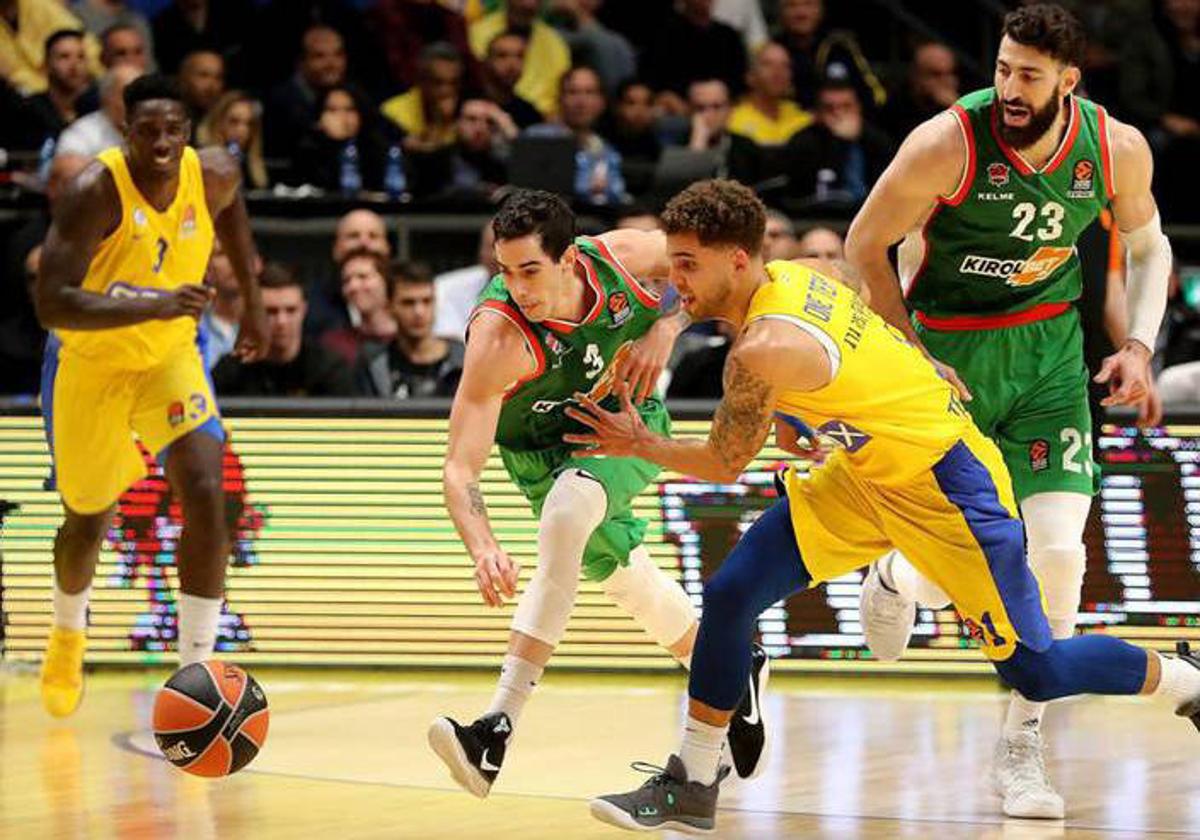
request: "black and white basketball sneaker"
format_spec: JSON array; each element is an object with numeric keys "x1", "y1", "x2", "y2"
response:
[
  {"x1": 1174, "y1": 641, "x2": 1200, "y2": 731},
  {"x1": 427, "y1": 711, "x2": 512, "y2": 798},
  {"x1": 726, "y1": 643, "x2": 769, "y2": 779}
]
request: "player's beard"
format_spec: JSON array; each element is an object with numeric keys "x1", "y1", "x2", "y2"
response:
[{"x1": 998, "y1": 92, "x2": 1062, "y2": 150}]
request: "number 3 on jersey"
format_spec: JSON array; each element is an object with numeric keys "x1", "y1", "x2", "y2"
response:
[
  {"x1": 1010, "y1": 202, "x2": 1064, "y2": 243},
  {"x1": 583, "y1": 343, "x2": 604, "y2": 379},
  {"x1": 152, "y1": 236, "x2": 168, "y2": 273}
]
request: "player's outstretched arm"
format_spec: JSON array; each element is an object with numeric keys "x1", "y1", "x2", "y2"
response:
[
  {"x1": 443, "y1": 311, "x2": 536, "y2": 607},
  {"x1": 565, "y1": 321, "x2": 831, "y2": 482},
  {"x1": 201, "y1": 146, "x2": 268, "y2": 362},
  {"x1": 1095, "y1": 118, "x2": 1172, "y2": 414},
  {"x1": 844, "y1": 112, "x2": 973, "y2": 399},
  {"x1": 35, "y1": 162, "x2": 209, "y2": 330}
]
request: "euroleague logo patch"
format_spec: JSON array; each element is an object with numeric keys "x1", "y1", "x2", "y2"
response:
[
  {"x1": 1029, "y1": 438, "x2": 1050, "y2": 472},
  {"x1": 987, "y1": 162, "x2": 1009, "y2": 187},
  {"x1": 1068, "y1": 159, "x2": 1095, "y2": 198},
  {"x1": 607, "y1": 291, "x2": 631, "y2": 328},
  {"x1": 167, "y1": 401, "x2": 185, "y2": 427}
]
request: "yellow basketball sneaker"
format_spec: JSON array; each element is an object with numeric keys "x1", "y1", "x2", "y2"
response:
[{"x1": 41, "y1": 627, "x2": 87, "y2": 718}]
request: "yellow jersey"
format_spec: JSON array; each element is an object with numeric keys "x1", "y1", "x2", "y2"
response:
[
  {"x1": 57, "y1": 146, "x2": 214, "y2": 371},
  {"x1": 749, "y1": 260, "x2": 972, "y2": 485}
]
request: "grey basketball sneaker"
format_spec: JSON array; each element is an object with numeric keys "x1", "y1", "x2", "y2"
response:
[{"x1": 589, "y1": 755, "x2": 730, "y2": 834}]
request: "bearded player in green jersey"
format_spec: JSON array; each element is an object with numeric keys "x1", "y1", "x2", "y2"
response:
[
  {"x1": 845, "y1": 5, "x2": 1172, "y2": 819},
  {"x1": 427, "y1": 191, "x2": 770, "y2": 798}
]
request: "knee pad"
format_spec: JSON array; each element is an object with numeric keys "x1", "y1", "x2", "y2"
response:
[
  {"x1": 511, "y1": 470, "x2": 608, "y2": 647},
  {"x1": 1021, "y1": 492, "x2": 1091, "y2": 638},
  {"x1": 601, "y1": 545, "x2": 696, "y2": 649}
]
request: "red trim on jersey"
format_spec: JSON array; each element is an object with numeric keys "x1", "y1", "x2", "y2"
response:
[
  {"x1": 990, "y1": 102, "x2": 1035, "y2": 176},
  {"x1": 582, "y1": 236, "x2": 661, "y2": 307},
  {"x1": 1096, "y1": 105, "x2": 1116, "y2": 200},
  {"x1": 903, "y1": 202, "x2": 945, "y2": 301},
  {"x1": 1043, "y1": 97, "x2": 1081, "y2": 174},
  {"x1": 914, "y1": 301, "x2": 1070, "y2": 331},
  {"x1": 945, "y1": 105, "x2": 976, "y2": 206},
  {"x1": 543, "y1": 253, "x2": 605, "y2": 333},
  {"x1": 469, "y1": 300, "x2": 546, "y2": 398}
]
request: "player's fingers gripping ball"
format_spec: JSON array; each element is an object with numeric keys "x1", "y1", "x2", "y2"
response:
[{"x1": 154, "y1": 661, "x2": 269, "y2": 777}]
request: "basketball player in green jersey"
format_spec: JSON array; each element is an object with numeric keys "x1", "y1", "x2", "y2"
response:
[
  {"x1": 845, "y1": 5, "x2": 1172, "y2": 818},
  {"x1": 427, "y1": 191, "x2": 769, "y2": 798}
]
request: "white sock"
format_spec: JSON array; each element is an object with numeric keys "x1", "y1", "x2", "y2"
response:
[
  {"x1": 53, "y1": 582, "x2": 90, "y2": 631},
  {"x1": 679, "y1": 716, "x2": 727, "y2": 785},
  {"x1": 177, "y1": 593, "x2": 223, "y2": 668},
  {"x1": 1003, "y1": 690, "x2": 1046, "y2": 737},
  {"x1": 486, "y1": 654, "x2": 543, "y2": 727},
  {"x1": 1153, "y1": 652, "x2": 1200, "y2": 709}
]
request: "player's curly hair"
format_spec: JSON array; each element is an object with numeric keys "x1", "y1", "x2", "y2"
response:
[
  {"x1": 660, "y1": 179, "x2": 766, "y2": 256},
  {"x1": 1003, "y1": 4, "x2": 1085, "y2": 68},
  {"x1": 492, "y1": 190, "x2": 576, "y2": 260}
]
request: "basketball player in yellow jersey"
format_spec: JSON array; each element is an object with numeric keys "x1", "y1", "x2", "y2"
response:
[
  {"x1": 571, "y1": 181, "x2": 1200, "y2": 834},
  {"x1": 33, "y1": 75, "x2": 267, "y2": 718}
]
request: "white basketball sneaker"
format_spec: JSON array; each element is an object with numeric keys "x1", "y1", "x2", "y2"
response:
[
  {"x1": 993, "y1": 730, "x2": 1065, "y2": 819},
  {"x1": 859, "y1": 558, "x2": 915, "y2": 662}
]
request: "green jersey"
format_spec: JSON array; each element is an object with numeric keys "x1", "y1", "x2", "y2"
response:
[
  {"x1": 901, "y1": 88, "x2": 1114, "y2": 319},
  {"x1": 472, "y1": 236, "x2": 663, "y2": 451}
]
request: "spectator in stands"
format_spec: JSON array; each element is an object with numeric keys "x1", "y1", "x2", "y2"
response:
[
  {"x1": 434, "y1": 219, "x2": 496, "y2": 341},
  {"x1": 713, "y1": 0, "x2": 768, "y2": 52},
  {"x1": 291, "y1": 86, "x2": 392, "y2": 194},
  {"x1": 99, "y1": 22, "x2": 150, "y2": 71},
  {"x1": 383, "y1": 42, "x2": 463, "y2": 153},
  {"x1": 469, "y1": 0, "x2": 571, "y2": 118},
  {"x1": 526, "y1": 65, "x2": 627, "y2": 206},
  {"x1": 334, "y1": 208, "x2": 391, "y2": 263},
  {"x1": 601, "y1": 79, "x2": 662, "y2": 166},
  {"x1": 409, "y1": 98, "x2": 515, "y2": 200},
  {"x1": 265, "y1": 25, "x2": 348, "y2": 162},
  {"x1": 880, "y1": 41, "x2": 959, "y2": 141},
  {"x1": 197, "y1": 90, "x2": 268, "y2": 190},
  {"x1": 549, "y1": 0, "x2": 636, "y2": 96},
  {"x1": 0, "y1": 0, "x2": 102, "y2": 95},
  {"x1": 19, "y1": 29, "x2": 96, "y2": 152},
  {"x1": 796, "y1": 225, "x2": 844, "y2": 260},
  {"x1": 76, "y1": 1, "x2": 154, "y2": 69},
  {"x1": 783, "y1": 79, "x2": 893, "y2": 206},
  {"x1": 199, "y1": 241, "x2": 243, "y2": 371},
  {"x1": 775, "y1": 0, "x2": 886, "y2": 111},
  {"x1": 1152, "y1": 0, "x2": 1200, "y2": 222},
  {"x1": 253, "y1": 0, "x2": 387, "y2": 97},
  {"x1": 323, "y1": 249, "x2": 399, "y2": 366},
  {"x1": 730, "y1": 41, "x2": 811, "y2": 146},
  {"x1": 370, "y1": 0, "x2": 478, "y2": 93},
  {"x1": 213, "y1": 263, "x2": 356, "y2": 397},
  {"x1": 480, "y1": 30, "x2": 543, "y2": 129},
  {"x1": 305, "y1": 208, "x2": 393, "y2": 337},
  {"x1": 151, "y1": 0, "x2": 253, "y2": 77},
  {"x1": 357, "y1": 261, "x2": 465, "y2": 398},
  {"x1": 762, "y1": 210, "x2": 798, "y2": 260},
  {"x1": 593, "y1": 0, "x2": 672, "y2": 55},
  {"x1": 177, "y1": 48, "x2": 224, "y2": 127},
  {"x1": 0, "y1": 152, "x2": 88, "y2": 395},
  {"x1": 641, "y1": 0, "x2": 747, "y2": 114},
  {"x1": 686, "y1": 78, "x2": 764, "y2": 185},
  {"x1": 54, "y1": 62, "x2": 140, "y2": 158}
]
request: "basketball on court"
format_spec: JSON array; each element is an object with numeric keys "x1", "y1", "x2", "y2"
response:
[{"x1": 152, "y1": 662, "x2": 270, "y2": 778}]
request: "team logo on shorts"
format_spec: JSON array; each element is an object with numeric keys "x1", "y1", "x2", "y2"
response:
[
  {"x1": 987, "y1": 162, "x2": 1009, "y2": 187},
  {"x1": 180, "y1": 205, "x2": 197, "y2": 238},
  {"x1": 1069, "y1": 159, "x2": 1095, "y2": 198},
  {"x1": 1029, "y1": 439, "x2": 1050, "y2": 472},
  {"x1": 607, "y1": 291, "x2": 631, "y2": 328},
  {"x1": 167, "y1": 401, "x2": 185, "y2": 427}
]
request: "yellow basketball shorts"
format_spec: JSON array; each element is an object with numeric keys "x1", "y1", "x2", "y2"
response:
[
  {"x1": 784, "y1": 426, "x2": 1052, "y2": 661},
  {"x1": 42, "y1": 340, "x2": 223, "y2": 514}
]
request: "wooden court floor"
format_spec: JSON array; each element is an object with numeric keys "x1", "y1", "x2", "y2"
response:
[{"x1": 2, "y1": 665, "x2": 1198, "y2": 839}]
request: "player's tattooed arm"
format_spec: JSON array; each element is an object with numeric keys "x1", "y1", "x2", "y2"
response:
[
  {"x1": 708, "y1": 352, "x2": 775, "y2": 475},
  {"x1": 34, "y1": 162, "x2": 194, "y2": 330},
  {"x1": 466, "y1": 482, "x2": 487, "y2": 517}
]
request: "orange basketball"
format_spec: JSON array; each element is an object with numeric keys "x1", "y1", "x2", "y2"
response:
[{"x1": 153, "y1": 661, "x2": 269, "y2": 777}]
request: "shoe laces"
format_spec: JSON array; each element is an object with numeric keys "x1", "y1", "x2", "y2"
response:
[
  {"x1": 867, "y1": 581, "x2": 911, "y2": 623},
  {"x1": 630, "y1": 761, "x2": 674, "y2": 789},
  {"x1": 1005, "y1": 734, "x2": 1052, "y2": 790}
]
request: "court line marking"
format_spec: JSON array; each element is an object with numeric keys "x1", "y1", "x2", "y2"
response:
[{"x1": 109, "y1": 730, "x2": 1195, "y2": 835}]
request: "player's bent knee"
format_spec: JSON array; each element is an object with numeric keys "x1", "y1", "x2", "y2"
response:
[
  {"x1": 601, "y1": 547, "x2": 695, "y2": 648},
  {"x1": 992, "y1": 644, "x2": 1067, "y2": 703},
  {"x1": 702, "y1": 569, "x2": 760, "y2": 629}
]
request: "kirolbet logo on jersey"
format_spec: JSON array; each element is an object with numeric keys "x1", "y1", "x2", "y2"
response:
[
  {"x1": 959, "y1": 246, "x2": 1074, "y2": 287},
  {"x1": 1068, "y1": 159, "x2": 1095, "y2": 199},
  {"x1": 987, "y1": 162, "x2": 1009, "y2": 187},
  {"x1": 607, "y1": 291, "x2": 631, "y2": 328}
]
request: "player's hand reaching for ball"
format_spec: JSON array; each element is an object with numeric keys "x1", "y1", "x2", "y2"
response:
[
  {"x1": 1096, "y1": 339, "x2": 1153, "y2": 411},
  {"x1": 473, "y1": 547, "x2": 520, "y2": 607},
  {"x1": 564, "y1": 383, "x2": 652, "y2": 457},
  {"x1": 157, "y1": 284, "x2": 214, "y2": 320}
]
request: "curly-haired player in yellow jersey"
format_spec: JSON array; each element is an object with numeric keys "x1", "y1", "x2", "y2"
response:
[{"x1": 34, "y1": 74, "x2": 267, "y2": 718}]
